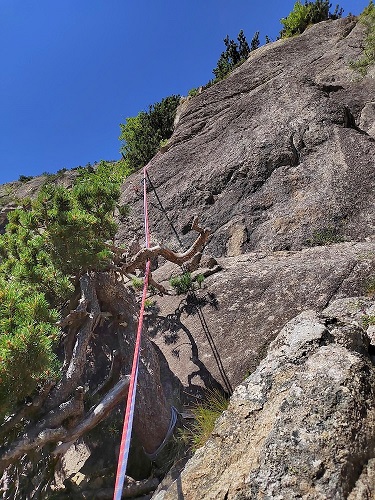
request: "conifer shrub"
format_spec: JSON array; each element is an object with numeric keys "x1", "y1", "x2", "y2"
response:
[
  {"x1": 0, "y1": 161, "x2": 127, "y2": 419},
  {"x1": 18, "y1": 175, "x2": 34, "y2": 183},
  {"x1": 119, "y1": 95, "x2": 181, "y2": 171},
  {"x1": 280, "y1": 0, "x2": 343, "y2": 38}
]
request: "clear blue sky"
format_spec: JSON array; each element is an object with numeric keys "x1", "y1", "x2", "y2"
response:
[{"x1": 0, "y1": 0, "x2": 368, "y2": 184}]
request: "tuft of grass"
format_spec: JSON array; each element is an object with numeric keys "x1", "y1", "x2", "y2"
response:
[
  {"x1": 307, "y1": 226, "x2": 343, "y2": 246},
  {"x1": 144, "y1": 298, "x2": 155, "y2": 309},
  {"x1": 366, "y1": 276, "x2": 375, "y2": 296},
  {"x1": 179, "y1": 389, "x2": 229, "y2": 451},
  {"x1": 362, "y1": 314, "x2": 375, "y2": 328}
]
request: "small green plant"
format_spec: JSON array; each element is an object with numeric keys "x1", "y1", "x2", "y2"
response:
[
  {"x1": 362, "y1": 314, "x2": 375, "y2": 328},
  {"x1": 307, "y1": 226, "x2": 343, "y2": 246},
  {"x1": 188, "y1": 87, "x2": 200, "y2": 97},
  {"x1": 179, "y1": 390, "x2": 229, "y2": 451},
  {"x1": 366, "y1": 276, "x2": 375, "y2": 296},
  {"x1": 170, "y1": 272, "x2": 193, "y2": 294},
  {"x1": 159, "y1": 138, "x2": 169, "y2": 149},
  {"x1": 144, "y1": 298, "x2": 155, "y2": 309},
  {"x1": 169, "y1": 272, "x2": 205, "y2": 294},
  {"x1": 131, "y1": 276, "x2": 144, "y2": 291},
  {"x1": 196, "y1": 273, "x2": 205, "y2": 288},
  {"x1": 351, "y1": 1, "x2": 375, "y2": 75}
]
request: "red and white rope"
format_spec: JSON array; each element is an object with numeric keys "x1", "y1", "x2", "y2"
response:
[{"x1": 113, "y1": 166, "x2": 151, "y2": 500}]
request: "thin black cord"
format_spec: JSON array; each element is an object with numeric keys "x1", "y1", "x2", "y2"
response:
[
  {"x1": 146, "y1": 172, "x2": 184, "y2": 248},
  {"x1": 146, "y1": 173, "x2": 233, "y2": 396}
]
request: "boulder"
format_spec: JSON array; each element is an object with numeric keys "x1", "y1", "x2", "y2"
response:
[{"x1": 155, "y1": 299, "x2": 375, "y2": 499}]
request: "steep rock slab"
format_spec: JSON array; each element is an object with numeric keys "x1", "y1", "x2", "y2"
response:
[
  {"x1": 148, "y1": 241, "x2": 375, "y2": 391},
  {"x1": 155, "y1": 302, "x2": 375, "y2": 499},
  {"x1": 119, "y1": 17, "x2": 375, "y2": 256}
]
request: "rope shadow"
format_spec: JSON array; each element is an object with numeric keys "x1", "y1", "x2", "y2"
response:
[
  {"x1": 146, "y1": 292, "x2": 233, "y2": 398},
  {"x1": 188, "y1": 290, "x2": 233, "y2": 396}
]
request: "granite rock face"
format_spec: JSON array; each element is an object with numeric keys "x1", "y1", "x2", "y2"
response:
[
  {"x1": 118, "y1": 17, "x2": 375, "y2": 256},
  {"x1": 149, "y1": 241, "x2": 375, "y2": 392},
  {"x1": 155, "y1": 301, "x2": 375, "y2": 499}
]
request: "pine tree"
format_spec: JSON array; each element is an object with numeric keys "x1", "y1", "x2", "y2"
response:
[
  {"x1": 212, "y1": 30, "x2": 253, "y2": 82},
  {"x1": 238, "y1": 30, "x2": 250, "y2": 59},
  {"x1": 250, "y1": 31, "x2": 260, "y2": 51},
  {"x1": 119, "y1": 95, "x2": 180, "y2": 171},
  {"x1": 0, "y1": 162, "x2": 127, "y2": 419}
]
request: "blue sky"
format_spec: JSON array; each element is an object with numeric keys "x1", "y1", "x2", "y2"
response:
[{"x1": 0, "y1": 0, "x2": 369, "y2": 184}]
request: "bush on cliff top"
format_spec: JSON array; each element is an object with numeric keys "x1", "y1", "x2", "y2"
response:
[
  {"x1": 119, "y1": 94, "x2": 180, "y2": 171},
  {"x1": 280, "y1": 0, "x2": 343, "y2": 38},
  {"x1": 351, "y1": 1, "x2": 375, "y2": 75}
]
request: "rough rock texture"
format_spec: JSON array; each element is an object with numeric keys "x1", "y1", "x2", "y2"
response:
[
  {"x1": 148, "y1": 241, "x2": 375, "y2": 392},
  {"x1": 155, "y1": 301, "x2": 375, "y2": 499},
  {"x1": 1, "y1": 16, "x2": 374, "y2": 499},
  {"x1": 118, "y1": 17, "x2": 375, "y2": 256}
]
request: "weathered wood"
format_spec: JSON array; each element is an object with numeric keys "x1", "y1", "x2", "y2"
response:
[
  {"x1": 123, "y1": 217, "x2": 209, "y2": 275},
  {"x1": 0, "y1": 378, "x2": 130, "y2": 471},
  {"x1": 45, "y1": 273, "x2": 100, "y2": 412}
]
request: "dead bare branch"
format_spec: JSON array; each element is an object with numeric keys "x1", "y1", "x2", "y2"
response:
[
  {"x1": 0, "y1": 387, "x2": 83, "y2": 473},
  {"x1": 52, "y1": 376, "x2": 130, "y2": 456},
  {"x1": 36, "y1": 387, "x2": 84, "y2": 433},
  {"x1": 123, "y1": 217, "x2": 210, "y2": 275},
  {"x1": 57, "y1": 306, "x2": 88, "y2": 329},
  {"x1": 0, "y1": 378, "x2": 130, "y2": 472},
  {"x1": 148, "y1": 274, "x2": 168, "y2": 295},
  {"x1": 81, "y1": 477, "x2": 159, "y2": 499}
]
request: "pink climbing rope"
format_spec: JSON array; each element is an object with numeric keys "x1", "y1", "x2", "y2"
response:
[{"x1": 113, "y1": 166, "x2": 151, "y2": 500}]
